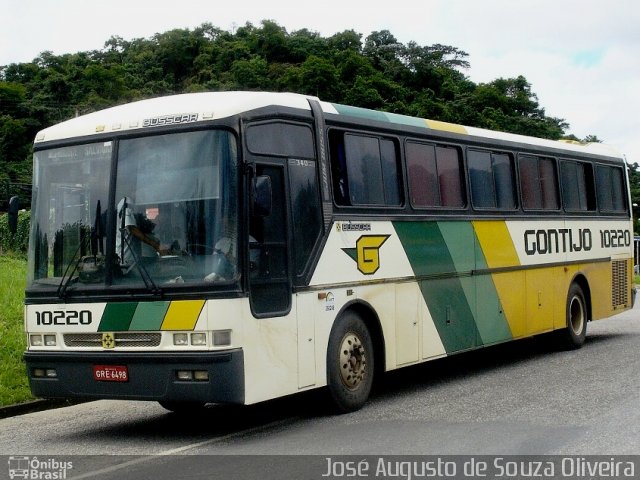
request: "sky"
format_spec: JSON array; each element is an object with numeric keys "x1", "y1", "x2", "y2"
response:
[{"x1": 1, "y1": 0, "x2": 640, "y2": 163}]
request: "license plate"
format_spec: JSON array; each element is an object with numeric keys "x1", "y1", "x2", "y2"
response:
[{"x1": 93, "y1": 365, "x2": 129, "y2": 382}]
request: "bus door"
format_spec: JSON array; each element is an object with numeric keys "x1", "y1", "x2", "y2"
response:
[
  {"x1": 245, "y1": 120, "x2": 322, "y2": 389},
  {"x1": 247, "y1": 163, "x2": 292, "y2": 317}
]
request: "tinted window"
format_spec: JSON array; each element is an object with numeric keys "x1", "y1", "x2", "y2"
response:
[
  {"x1": 596, "y1": 165, "x2": 627, "y2": 212},
  {"x1": 493, "y1": 153, "x2": 517, "y2": 209},
  {"x1": 345, "y1": 134, "x2": 385, "y2": 205},
  {"x1": 406, "y1": 141, "x2": 465, "y2": 208},
  {"x1": 519, "y1": 155, "x2": 559, "y2": 210},
  {"x1": 247, "y1": 122, "x2": 315, "y2": 159},
  {"x1": 330, "y1": 131, "x2": 402, "y2": 207},
  {"x1": 380, "y1": 139, "x2": 401, "y2": 205},
  {"x1": 469, "y1": 150, "x2": 494, "y2": 208},
  {"x1": 289, "y1": 159, "x2": 322, "y2": 276},
  {"x1": 406, "y1": 142, "x2": 438, "y2": 206},
  {"x1": 468, "y1": 149, "x2": 516, "y2": 210},
  {"x1": 560, "y1": 160, "x2": 595, "y2": 211}
]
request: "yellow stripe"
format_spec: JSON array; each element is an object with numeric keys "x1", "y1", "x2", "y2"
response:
[
  {"x1": 473, "y1": 221, "x2": 527, "y2": 338},
  {"x1": 160, "y1": 300, "x2": 206, "y2": 330},
  {"x1": 472, "y1": 220, "x2": 520, "y2": 268},
  {"x1": 425, "y1": 119, "x2": 468, "y2": 134}
]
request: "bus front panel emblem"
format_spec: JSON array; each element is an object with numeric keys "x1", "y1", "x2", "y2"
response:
[{"x1": 101, "y1": 333, "x2": 115, "y2": 349}]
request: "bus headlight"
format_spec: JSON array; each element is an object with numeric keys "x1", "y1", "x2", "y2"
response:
[
  {"x1": 173, "y1": 333, "x2": 189, "y2": 346},
  {"x1": 190, "y1": 333, "x2": 207, "y2": 346},
  {"x1": 213, "y1": 330, "x2": 231, "y2": 346},
  {"x1": 44, "y1": 335, "x2": 57, "y2": 347},
  {"x1": 30, "y1": 335, "x2": 44, "y2": 347}
]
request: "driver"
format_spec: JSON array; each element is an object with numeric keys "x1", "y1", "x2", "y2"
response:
[
  {"x1": 116, "y1": 196, "x2": 171, "y2": 271},
  {"x1": 203, "y1": 236, "x2": 237, "y2": 282}
]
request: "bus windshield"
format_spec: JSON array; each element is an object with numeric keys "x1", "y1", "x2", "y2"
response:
[{"x1": 27, "y1": 129, "x2": 238, "y2": 292}]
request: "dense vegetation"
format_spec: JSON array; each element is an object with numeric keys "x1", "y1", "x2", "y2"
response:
[
  {"x1": 0, "y1": 21, "x2": 574, "y2": 184},
  {"x1": 0, "y1": 20, "x2": 637, "y2": 227}
]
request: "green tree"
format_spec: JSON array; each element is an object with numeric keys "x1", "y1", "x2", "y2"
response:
[
  {"x1": 230, "y1": 57, "x2": 270, "y2": 90},
  {"x1": 299, "y1": 55, "x2": 340, "y2": 100},
  {"x1": 1, "y1": 19, "x2": 606, "y2": 211}
]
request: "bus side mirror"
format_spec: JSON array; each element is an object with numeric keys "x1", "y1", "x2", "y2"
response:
[
  {"x1": 8, "y1": 196, "x2": 19, "y2": 234},
  {"x1": 252, "y1": 176, "x2": 272, "y2": 217}
]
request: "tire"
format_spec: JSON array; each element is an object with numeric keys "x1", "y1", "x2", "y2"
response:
[
  {"x1": 557, "y1": 283, "x2": 588, "y2": 349},
  {"x1": 326, "y1": 311, "x2": 374, "y2": 413}
]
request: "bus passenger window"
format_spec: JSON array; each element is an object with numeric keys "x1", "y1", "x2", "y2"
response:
[
  {"x1": 406, "y1": 141, "x2": 465, "y2": 208},
  {"x1": 468, "y1": 149, "x2": 516, "y2": 210},
  {"x1": 596, "y1": 165, "x2": 627, "y2": 212},
  {"x1": 519, "y1": 155, "x2": 559, "y2": 210},
  {"x1": 560, "y1": 160, "x2": 595, "y2": 211},
  {"x1": 329, "y1": 130, "x2": 402, "y2": 207}
]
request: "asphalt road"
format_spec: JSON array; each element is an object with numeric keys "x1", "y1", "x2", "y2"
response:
[{"x1": 1, "y1": 302, "x2": 638, "y2": 479}]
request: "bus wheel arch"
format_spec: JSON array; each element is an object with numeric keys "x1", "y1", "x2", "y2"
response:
[
  {"x1": 347, "y1": 302, "x2": 385, "y2": 379},
  {"x1": 571, "y1": 274, "x2": 592, "y2": 323},
  {"x1": 326, "y1": 301, "x2": 384, "y2": 412}
]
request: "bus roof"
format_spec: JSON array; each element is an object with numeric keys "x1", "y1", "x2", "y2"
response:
[
  {"x1": 34, "y1": 91, "x2": 317, "y2": 143},
  {"x1": 34, "y1": 91, "x2": 624, "y2": 160}
]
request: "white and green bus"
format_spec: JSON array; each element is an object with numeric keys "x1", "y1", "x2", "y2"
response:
[{"x1": 25, "y1": 91, "x2": 634, "y2": 412}]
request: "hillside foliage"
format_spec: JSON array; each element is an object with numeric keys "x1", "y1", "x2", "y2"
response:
[{"x1": 1, "y1": 20, "x2": 637, "y2": 223}]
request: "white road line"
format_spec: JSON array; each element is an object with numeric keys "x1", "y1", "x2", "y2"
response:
[{"x1": 67, "y1": 418, "x2": 295, "y2": 480}]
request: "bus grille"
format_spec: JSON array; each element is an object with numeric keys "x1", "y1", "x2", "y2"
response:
[
  {"x1": 63, "y1": 332, "x2": 162, "y2": 348},
  {"x1": 611, "y1": 260, "x2": 629, "y2": 309}
]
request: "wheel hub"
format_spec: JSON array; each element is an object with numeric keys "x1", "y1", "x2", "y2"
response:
[
  {"x1": 569, "y1": 296, "x2": 585, "y2": 335},
  {"x1": 339, "y1": 333, "x2": 367, "y2": 390}
]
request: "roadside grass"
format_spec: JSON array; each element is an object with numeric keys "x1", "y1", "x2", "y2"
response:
[{"x1": 0, "y1": 255, "x2": 33, "y2": 406}]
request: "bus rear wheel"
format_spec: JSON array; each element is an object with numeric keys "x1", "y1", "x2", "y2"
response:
[
  {"x1": 557, "y1": 283, "x2": 588, "y2": 349},
  {"x1": 326, "y1": 311, "x2": 374, "y2": 413}
]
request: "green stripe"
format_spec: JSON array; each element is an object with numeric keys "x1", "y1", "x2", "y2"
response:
[
  {"x1": 98, "y1": 302, "x2": 138, "y2": 331},
  {"x1": 332, "y1": 104, "x2": 389, "y2": 123},
  {"x1": 394, "y1": 221, "x2": 514, "y2": 352},
  {"x1": 473, "y1": 234, "x2": 513, "y2": 345},
  {"x1": 331, "y1": 103, "x2": 428, "y2": 129},
  {"x1": 394, "y1": 221, "x2": 478, "y2": 353},
  {"x1": 129, "y1": 301, "x2": 170, "y2": 331}
]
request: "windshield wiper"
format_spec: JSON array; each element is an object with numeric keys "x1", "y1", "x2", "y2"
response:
[
  {"x1": 118, "y1": 198, "x2": 160, "y2": 295},
  {"x1": 58, "y1": 201, "x2": 106, "y2": 298},
  {"x1": 57, "y1": 234, "x2": 88, "y2": 298},
  {"x1": 119, "y1": 232, "x2": 161, "y2": 295}
]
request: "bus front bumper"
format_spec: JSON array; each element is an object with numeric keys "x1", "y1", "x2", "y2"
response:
[{"x1": 24, "y1": 349, "x2": 244, "y2": 405}]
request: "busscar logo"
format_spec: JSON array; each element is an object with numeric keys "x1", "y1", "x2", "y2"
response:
[
  {"x1": 342, "y1": 235, "x2": 390, "y2": 275},
  {"x1": 142, "y1": 113, "x2": 199, "y2": 128}
]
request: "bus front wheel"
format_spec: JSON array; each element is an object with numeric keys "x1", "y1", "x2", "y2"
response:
[
  {"x1": 557, "y1": 283, "x2": 588, "y2": 349},
  {"x1": 326, "y1": 311, "x2": 374, "y2": 413}
]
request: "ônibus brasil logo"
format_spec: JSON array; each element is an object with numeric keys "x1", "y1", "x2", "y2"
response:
[{"x1": 8, "y1": 456, "x2": 73, "y2": 479}]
